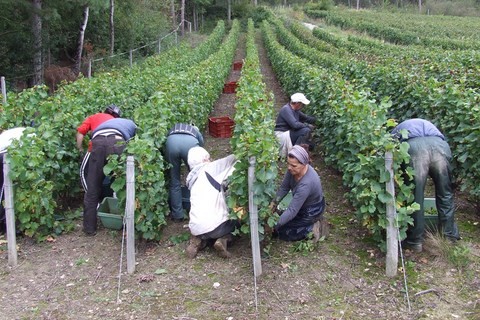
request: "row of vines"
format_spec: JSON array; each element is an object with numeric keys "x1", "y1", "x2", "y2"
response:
[
  {"x1": 0, "y1": 20, "x2": 240, "y2": 241},
  {"x1": 227, "y1": 19, "x2": 279, "y2": 236},
  {"x1": 278, "y1": 13, "x2": 480, "y2": 199},
  {"x1": 263, "y1": 8, "x2": 479, "y2": 247},
  {"x1": 305, "y1": 9, "x2": 480, "y2": 50},
  {"x1": 261, "y1": 17, "x2": 415, "y2": 249}
]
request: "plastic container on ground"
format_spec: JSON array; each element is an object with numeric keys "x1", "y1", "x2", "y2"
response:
[
  {"x1": 424, "y1": 197, "x2": 439, "y2": 231},
  {"x1": 97, "y1": 197, "x2": 123, "y2": 230},
  {"x1": 208, "y1": 116, "x2": 235, "y2": 138},
  {"x1": 223, "y1": 81, "x2": 237, "y2": 94},
  {"x1": 233, "y1": 61, "x2": 243, "y2": 70}
]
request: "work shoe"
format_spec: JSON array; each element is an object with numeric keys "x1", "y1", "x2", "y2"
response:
[
  {"x1": 312, "y1": 217, "x2": 329, "y2": 242},
  {"x1": 312, "y1": 221, "x2": 321, "y2": 243},
  {"x1": 186, "y1": 236, "x2": 205, "y2": 259},
  {"x1": 213, "y1": 236, "x2": 232, "y2": 259},
  {"x1": 401, "y1": 241, "x2": 423, "y2": 253},
  {"x1": 83, "y1": 229, "x2": 97, "y2": 237}
]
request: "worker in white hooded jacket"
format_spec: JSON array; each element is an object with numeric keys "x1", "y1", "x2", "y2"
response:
[{"x1": 185, "y1": 146, "x2": 238, "y2": 259}]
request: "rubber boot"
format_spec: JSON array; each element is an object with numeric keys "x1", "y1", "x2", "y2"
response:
[
  {"x1": 186, "y1": 236, "x2": 205, "y2": 259},
  {"x1": 213, "y1": 235, "x2": 232, "y2": 258},
  {"x1": 312, "y1": 216, "x2": 329, "y2": 243}
]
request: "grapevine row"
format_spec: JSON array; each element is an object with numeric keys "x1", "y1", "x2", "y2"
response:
[{"x1": 262, "y1": 19, "x2": 416, "y2": 248}]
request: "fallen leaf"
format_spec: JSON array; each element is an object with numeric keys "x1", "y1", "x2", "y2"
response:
[{"x1": 154, "y1": 268, "x2": 167, "y2": 275}]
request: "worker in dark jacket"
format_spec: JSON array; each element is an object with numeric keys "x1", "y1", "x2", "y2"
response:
[
  {"x1": 83, "y1": 117, "x2": 137, "y2": 236},
  {"x1": 164, "y1": 123, "x2": 204, "y2": 222},
  {"x1": 392, "y1": 118, "x2": 460, "y2": 252},
  {"x1": 275, "y1": 93, "x2": 316, "y2": 154}
]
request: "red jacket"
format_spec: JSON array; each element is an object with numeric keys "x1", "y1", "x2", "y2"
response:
[{"x1": 77, "y1": 113, "x2": 114, "y2": 151}]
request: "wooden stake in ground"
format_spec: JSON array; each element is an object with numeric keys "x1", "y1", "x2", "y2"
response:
[
  {"x1": 126, "y1": 156, "x2": 135, "y2": 274},
  {"x1": 385, "y1": 151, "x2": 398, "y2": 277},
  {"x1": 248, "y1": 156, "x2": 262, "y2": 277},
  {"x1": 3, "y1": 153, "x2": 17, "y2": 267}
]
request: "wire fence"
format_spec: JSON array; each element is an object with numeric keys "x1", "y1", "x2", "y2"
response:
[{"x1": 0, "y1": 20, "x2": 191, "y2": 94}]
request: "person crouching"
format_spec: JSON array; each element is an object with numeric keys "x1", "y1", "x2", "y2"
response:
[{"x1": 185, "y1": 147, "x2": 239, "y2": 259}]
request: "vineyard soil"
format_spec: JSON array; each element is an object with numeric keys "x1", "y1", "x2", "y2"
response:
[{"x1": 1, "y1": 29, "x2": 479, "y2": 320}]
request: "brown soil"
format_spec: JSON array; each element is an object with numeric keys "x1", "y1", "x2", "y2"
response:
[{"x1": 1, "y1": 29, "x2": 479, "y2": 320}]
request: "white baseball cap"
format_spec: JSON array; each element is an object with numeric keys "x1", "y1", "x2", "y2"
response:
[{"x1": 290, "y1": 93, "x2": 310, "y2": 105}]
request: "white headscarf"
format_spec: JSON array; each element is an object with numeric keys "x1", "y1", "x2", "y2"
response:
[{"x1": 186, "y1": 146, "x2": 210, "y2": 189}]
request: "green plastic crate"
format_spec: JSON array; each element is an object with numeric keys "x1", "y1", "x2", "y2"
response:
[
  {"x1": 424, "y1": 197, "x2": 439, "y2": 231},
  {"x1": 97, "y1": 197, "x2": 124, "y2": 230}
]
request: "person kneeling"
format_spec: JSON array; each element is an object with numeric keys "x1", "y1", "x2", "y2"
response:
[
  {"x1": 185, "y1": 147, "x2": 239, "y2": 259},
  {"x1": 270, "y1": 145, "x2": 326, "y2": 241}
]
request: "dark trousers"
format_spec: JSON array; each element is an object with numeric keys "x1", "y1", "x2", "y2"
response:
[
  {"x1": 198, "y1": 220, "x2": 240, "y2": 240},
  {"x1": 277, "y1": 198, "x2": 325, "y2": 241},
  {"x1": 406, "y1": 136, "x2": 460, "y2": 244},
  {"x1": 83, "y1": 135, "x2": 125, "y2": 234},
  {"x1": 290, "y1": 126, "x2": 312, "y2": 145},
  {"x1": 79, "y1": 151, "x2": 90, "y2": 192}
]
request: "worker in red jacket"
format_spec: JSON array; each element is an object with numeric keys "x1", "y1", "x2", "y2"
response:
[{"x1": 76, "y1": 104, "x2": 121, "y2": 192}]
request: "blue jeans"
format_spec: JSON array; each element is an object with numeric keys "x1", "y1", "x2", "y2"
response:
[
  {"x1": 164, "y1": 134, "x2": 201, "y2": 220},
  {"x1": 406, "y1": 136, "x2": 460, "y2": 244}
]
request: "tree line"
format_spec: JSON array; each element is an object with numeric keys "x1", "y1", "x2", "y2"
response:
[{"x1": 0, "y1": 0, "x2": 240, "y2": 91}]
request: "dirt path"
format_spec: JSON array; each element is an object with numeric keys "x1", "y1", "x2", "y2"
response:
[{"x1": 0, "y1": 29, "x2": 479, "y2": 320}]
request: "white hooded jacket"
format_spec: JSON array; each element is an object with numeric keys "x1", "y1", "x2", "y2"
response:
[{"x1": 186, "y1": 147, "x2": 236, "y2": 236}]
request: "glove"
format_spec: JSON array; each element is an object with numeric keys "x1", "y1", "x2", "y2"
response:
[
  {"x1": 264, "y1": 223, "x2": 273, "y2": 236},
  {"x1": 268, "y1": 201, "x2": 277, "y2": 212}
]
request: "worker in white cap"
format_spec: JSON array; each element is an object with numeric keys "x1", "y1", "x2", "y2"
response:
[{"x1": 274, "y1": 93, "x2": 317, "y2": 157}]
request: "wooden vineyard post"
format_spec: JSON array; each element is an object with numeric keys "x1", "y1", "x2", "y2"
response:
[
  {"x1": 87, "y1": 60, "x2": 92, "y2": 78},
  {"x1": 126, "y1": 156, "x2": 135, "y2": 274},
  {"x1": 1, "y1": 76, "x2": 7, "y2": 105},
  {"x1": 385, "y1": 151, "x2": 398, "y2": 277},
  {"x1": 248, "y1": 156, "x2": 262, "y2": 277},
  {"x1": 3, "y1": 154, "x2": 17, "y2": 267}
]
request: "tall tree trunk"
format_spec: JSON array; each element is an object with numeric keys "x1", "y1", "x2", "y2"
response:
[
  {"x1": 31, "y1": 0, "x2": 43, "y2": 86},
  {"x1": 109, "y1": 0, "x2": 114, "y2": 55},
  {"x1": 171, "y1": 0, "x2": 176, "y2": 29},
  {"x1": 193, "y1": 3, "x2": 197, "y2": 32},
  {"x1": 227, "y1": 0, "x2": 231, "y2": 23},
  {"x1": 418, "y1": 0, "x2": 422, "y2": 13},
  {"x1": 73, "y1": 5, "x2": 89, "y2": 75},
  {"x1": 356, "y1": 0, "x2": 360, "y2": 10},
  {"x1": 181, "y1": 0, "x2": 185, "y2": 36}
]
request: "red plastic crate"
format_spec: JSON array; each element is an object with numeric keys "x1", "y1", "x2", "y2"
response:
[
  {"x1": 209, "y1": 116, "x2": 235, "y2": 138},
  {"x1": 223, "y1": 81, "x2": 237, "y2": 94},
  {"x1": 233, "y1": 61, "x2": 243, "y2": 70}
]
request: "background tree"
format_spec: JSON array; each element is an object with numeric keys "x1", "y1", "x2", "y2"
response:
[
  {"x1": 0, "y1": 0, "x2": 37, "y2": 89},
  {"x1": 31, "y1": 0, "x2": 43, "y2": 86},
  {"x1": 110, "y1": 0, "x2": 114, "y2": 55}
]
